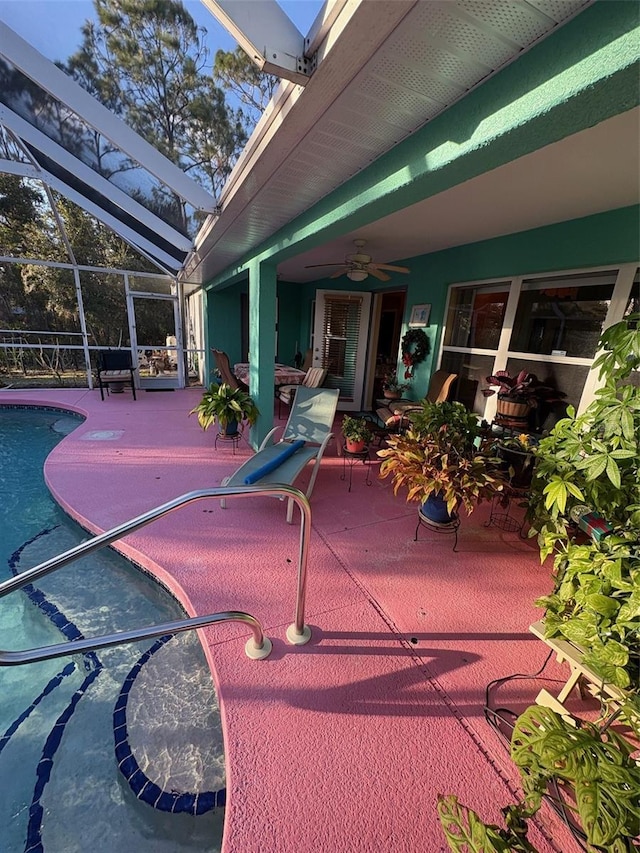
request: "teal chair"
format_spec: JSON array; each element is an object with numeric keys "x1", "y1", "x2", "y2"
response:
[{"x1": 221, "y1": 386, "x2": 340, "y2": 523}]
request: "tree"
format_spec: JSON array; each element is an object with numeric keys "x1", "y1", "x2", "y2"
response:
[
  {"x1": 64, "y1": 0, "x2": 247, "y2": 208},
  {"x1": 213, "y1": 46, "x2": 278, "y2": 129}
]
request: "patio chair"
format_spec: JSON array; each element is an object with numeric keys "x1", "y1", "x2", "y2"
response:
[
  {"x1": 97, "y1": 350, "x2": 137, "y2": 400},
  {"x1": 277, "y1": 366, "x2": 327, "y2": 417},
  {"x1": 221, "y1": 385, "x2": 340, "y2": 523},
  {"x1": 212, "y1": 348, "x2": 250, "y2": 393},
  {"x1": 376, "y1": 369, "x2": 457, "y2": 431},
  {"x1": 301, "y1": 348, "x2": 313, "y2": 371}
]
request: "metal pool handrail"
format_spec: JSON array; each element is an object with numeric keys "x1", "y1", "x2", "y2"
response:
[{"x1": 0, "y1": 485, "x2": 313, "y2": 665}]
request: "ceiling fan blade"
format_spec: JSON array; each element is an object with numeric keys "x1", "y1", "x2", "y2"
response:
[
  {"x1": 329, "y1": 269, "x2": 346, "y2": 279},
  {"x1": 368, "y1": 268, "x2": 391, "y2": 282},
  {"x1": 370, "y1": 263, "x2": 410, "y2": 273},
  {"x1": 304, "y1": 262, "x2": 347, "y2": 269}
]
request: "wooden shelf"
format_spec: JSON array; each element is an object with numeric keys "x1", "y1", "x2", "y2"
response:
[{"x1": 529, "y1": 620, "x2": 628, "y2": 709}]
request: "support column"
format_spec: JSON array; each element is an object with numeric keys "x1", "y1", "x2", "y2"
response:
[{"x1": 248, "y1": 260, "x2": 277, "y2": 448}]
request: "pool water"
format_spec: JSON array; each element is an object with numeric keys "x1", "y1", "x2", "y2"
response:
[{"x1": 0, "y1": 408, "x2": 224, "y2": 852}]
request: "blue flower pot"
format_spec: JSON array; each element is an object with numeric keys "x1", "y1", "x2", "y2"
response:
[
  {"x1": 222, "y1": 419, "x2": 239, "y2": 436},
  {"x1": 420, "y1": 493, "x2": 455, "y2": 524}
]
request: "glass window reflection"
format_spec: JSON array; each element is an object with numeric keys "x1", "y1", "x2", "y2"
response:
[
  {"x1": 511, "y1": 273, "x2": 616, "y2": 357},
  {"x1": 444, "y1": 286, "x2": 508, "y2": 350}
]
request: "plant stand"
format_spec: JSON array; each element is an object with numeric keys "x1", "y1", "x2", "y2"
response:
[
  {"x1": 414, "y1": 507, "x2": 460, "y2": 551},
  {"x1": 214, "y1": 429, "x2": 243, "y2": 453},
  {"x1": 485, "y1": 487, "x2": 528, "y2": 536},
  {"x1": 340, "y1": 445, "x2": 371, "y2": 492},
  {"x1": 528, "y1": 620, "x2": 631, "y2": 715}
]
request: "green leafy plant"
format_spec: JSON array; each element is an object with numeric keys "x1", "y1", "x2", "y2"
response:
[
  {"x1": 382, "y1": 372, "x2": 410, "y2": 395},
  {"x1": 529, "y1": 313, "x2": 640, "y2": 693},
  {"x1": 378, "y1": 400, "x2": 505, "y2": 515},
  {"x1": 341, "y1": 415, "x2": 373, "y2": 445},
  {"x1": 510, "y1": 705, "x2": 640, "y2": 850},
  {"x1": 440, "y1": 314, "x2": 640, "y2": 853},
  {"x1": 437, "y1": 795, "x2": 537, "y2": 852},
  {"x1": 189, "y1": 382, "x2": 259, "y2": 432},
  {"x1": 439, "y1": 705, "x2": 640, "y2": 853}
]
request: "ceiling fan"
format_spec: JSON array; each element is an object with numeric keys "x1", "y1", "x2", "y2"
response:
[{"x1": 304, "y1": 239, "x2": 410, "y2": 282}]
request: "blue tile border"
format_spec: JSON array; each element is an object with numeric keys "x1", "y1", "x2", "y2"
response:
[
  {"x1": 0, "y1": 403, "x2": 85, "y2": 420},
  {"x1": 113, "y1": 635, "x2": 226, "y2": 815},
  {"x1": 6, "y1": 528, "x2": 104, "y2": 853},
  {"x1": 0, "y1": 662, "x2": 75, "y2": 757},
  {"x1": 25, "y1": 666, "x2": 103, "y2": 853}
]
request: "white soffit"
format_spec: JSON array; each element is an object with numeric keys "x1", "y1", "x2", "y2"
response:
[{"x1": 188, "y1": 0, "x2": 592, "y2": 284}]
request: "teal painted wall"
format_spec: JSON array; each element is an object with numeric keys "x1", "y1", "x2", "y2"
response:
[
  {"x1": 293, "y1": 206, "x2": 639, "y2": 401},
  {"x1": 403, "y1": 205, "x2": 640, "y2": 399},
  {"x1": 276, "y1": 282, "x2": 305, "y2": 365},
  {"x1": 207, "y1": 287, "x2": 244, "y2": 379}
]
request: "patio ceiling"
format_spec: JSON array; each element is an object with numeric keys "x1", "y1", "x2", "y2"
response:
[{"x1": 187, "y1": 0, "x2": 627, "y2": 286}]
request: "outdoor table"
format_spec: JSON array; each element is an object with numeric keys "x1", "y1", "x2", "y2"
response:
[{"x1": 234, "y1": 363, "x2": 306, "y2": 387}]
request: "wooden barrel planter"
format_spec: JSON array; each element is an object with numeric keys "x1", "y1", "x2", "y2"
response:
[{"x1": 495, "y1": 396, "x2": 530, "y2": 427}]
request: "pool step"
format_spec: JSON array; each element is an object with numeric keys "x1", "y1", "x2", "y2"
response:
[{"x1": 114, "y1": 632, "x2": 226, "y2": 814}]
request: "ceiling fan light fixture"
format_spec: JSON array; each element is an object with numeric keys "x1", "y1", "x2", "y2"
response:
[{"x1": 347, "y1": 269, "x2": 368, "y2": 282}]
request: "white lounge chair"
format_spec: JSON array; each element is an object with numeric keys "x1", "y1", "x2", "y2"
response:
[{"x1": 221, "y1": 386, "x2": 340, "y2": 523}]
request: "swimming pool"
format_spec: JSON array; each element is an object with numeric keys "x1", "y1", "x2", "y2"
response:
[{"x1": 0, "y1": 407, "x2": 225, "y2": 852}]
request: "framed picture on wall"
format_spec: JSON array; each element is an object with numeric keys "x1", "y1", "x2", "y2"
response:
[{"x1": 409, "y1": 304, "x2": 431, "y2": 327}]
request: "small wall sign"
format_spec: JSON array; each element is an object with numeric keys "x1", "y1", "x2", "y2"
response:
[{"x1": 408, "y1": 304, "x2": 431, "y2": 327}]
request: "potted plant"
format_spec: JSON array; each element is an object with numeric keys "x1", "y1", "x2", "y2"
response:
[
  {"x1": 528, "y1": 312, "x2": 640, "y2": 693},
  {"x1": 190, "y1": 382, "x2": 259, "y2": 437},
  {"x1": 493, "y1": 431, "x2": 539, "y2": 489},
  {"x1": 342, "y1": 415, "x2": 373, "y2": 453},
  {"x1": 482, "y1": 369, "x2": 564, "y2": 429},
  {"x1": 378, "y1": 400, "x2": 505, "y2": 524},
  {"x1": 439, "y1": 314, "x2": 640, "y2": 853},
  {"x1": 382, "y1": 372, "x2": 410, "y2": 400}
]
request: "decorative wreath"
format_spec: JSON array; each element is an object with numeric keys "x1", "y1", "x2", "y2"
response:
[{"x1": 401, "y1": 328, "x2": 430, "y2": 379}]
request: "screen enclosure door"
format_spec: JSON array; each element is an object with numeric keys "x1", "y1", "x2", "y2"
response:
[{"x1": 130, "y1": 294, "x2": 182, "y2": 389}]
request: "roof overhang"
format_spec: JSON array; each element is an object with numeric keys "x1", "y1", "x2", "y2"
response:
[{"x1": 187, "y1": 0, "x2": 622, "y2": 286}]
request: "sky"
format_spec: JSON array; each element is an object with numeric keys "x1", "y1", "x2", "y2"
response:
[{"x1": 0, "y1": 0, "x2": 323, "y2": 63}]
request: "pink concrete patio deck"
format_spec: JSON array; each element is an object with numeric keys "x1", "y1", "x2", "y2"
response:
[{"x1": 1, "y1": 387, "x2": 582, "y2": 853}]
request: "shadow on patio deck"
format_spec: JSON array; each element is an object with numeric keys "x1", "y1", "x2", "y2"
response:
[{"x1": 0, "y1": 387, "x2": 582, "y2": 853}]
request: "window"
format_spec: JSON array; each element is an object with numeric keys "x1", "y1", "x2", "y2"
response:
[
  {"x1": 510, "y1": 272, "x2": 616, "y2": 357},
  {"x1": 442, "y1": 265, "x2": 637, "y2": 420},
  {"x1": 443, "y1": 285, "x2": 509, "y2": 350}
]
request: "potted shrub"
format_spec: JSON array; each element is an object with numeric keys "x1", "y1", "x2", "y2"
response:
[
  {"x1": 528, "y1": 312, "x2": 640, "y2": 693},
  {"x1": 482, "y1": 369, "x2": 564, "y2": 429},
  {"x1": 342, "y1": 415, "x2": 373, "y2": 453},
  {"x1": 190, "y1": 382, "x2": 259, "y2": 437},
  {"x1": 439, "y1": 313, "x2": 640, "y2": 853},
  {"x1": 494, "y1": 431, "x2": 539, "y2": 489},
  {"x1": 382, "y1": 372, "x2": 410, "y2": 400},
  {"x1": 378, "y1": 400, "x2": 505, "y2": 524}
]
